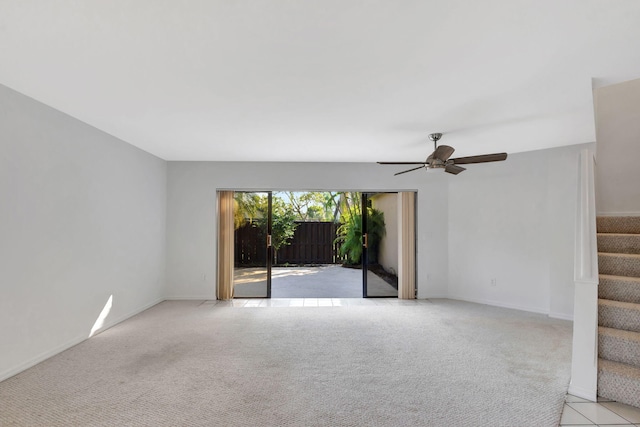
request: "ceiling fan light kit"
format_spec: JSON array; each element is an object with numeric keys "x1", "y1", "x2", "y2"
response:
[{"x1": 378, "y1": 133, "x2": 507, "y2": 176}]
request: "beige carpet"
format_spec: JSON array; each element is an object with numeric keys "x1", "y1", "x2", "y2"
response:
[{"x1": 0, "y1": 299, "x2": 572, "y2": 426}]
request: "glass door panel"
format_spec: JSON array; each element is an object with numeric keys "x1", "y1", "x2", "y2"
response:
[
  {"x1": 233, "y1": 191, "x2": 272, "y2": 298},
  {"x1": 363, "y1": 192, "x2": 399, "y2": 298}
]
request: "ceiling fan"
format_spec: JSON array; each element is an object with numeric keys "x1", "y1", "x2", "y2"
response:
[{"x1": 378, "y1": 133, "x2": 508, "y2": 176}]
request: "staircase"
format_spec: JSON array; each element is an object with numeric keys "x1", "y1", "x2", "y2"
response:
[{"x1": 597, "y1": 216, "x2": 640, "y2": 408}]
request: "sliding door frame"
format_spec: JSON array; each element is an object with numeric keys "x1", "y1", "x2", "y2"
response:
[
  {"x1": 231, "y1": 191, "x2": 273, "y2": 298},
  {"x1": 265, "y1": 192, "x2": 273, "y2": 298},
  {"x1": 219, "y1": 189, "x2": 416, "y2": 299},
  {"x1": 361, "y1": 193, "x2": 371, "y2": 297}
]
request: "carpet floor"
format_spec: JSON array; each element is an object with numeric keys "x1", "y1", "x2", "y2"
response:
[{"x1": 0, "y1": 299, "x2": 572, "y2": 426}]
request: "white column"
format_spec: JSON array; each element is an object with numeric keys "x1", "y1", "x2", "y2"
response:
[{"x1": 568, "y1": 148, "x2": 599, "y2": 401}]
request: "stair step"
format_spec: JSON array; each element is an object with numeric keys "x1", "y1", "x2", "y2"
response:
[
  {"x1": 598, "y1": 252, "x2": 640, "y2": 277},
  {"x1": 597, "y1": 216, "x2": 640, "y2": 234},
  {"x1": 599, "y1": 299, "x2": 640, "y2": 333},
  {"x1": 598, "y1": 358, "x2": 640, "y2": 408},
  {"x1": 598, "y1": 233, "x2": 640, "y2": 255},
  {"x1": 599, "y1": 275, "x2": 640, "y2": 304},
  {"x1": 599, "y1": 327, "x2": 640, "y2": 367}
]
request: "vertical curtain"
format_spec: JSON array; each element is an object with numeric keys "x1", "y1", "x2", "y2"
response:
[
  {"x1": 217, "y1": 191, "x2": 235, "y2": 300},
  {"x1": 398, "y1": 192, "x2": 416, "y2": 299}
]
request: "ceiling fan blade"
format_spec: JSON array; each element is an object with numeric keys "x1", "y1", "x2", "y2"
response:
[
  {"x1": 449, "y1": 152, "x2": 508, "y2": 165},
  {"x1": 431, "y1": 145, "x2": 455, "y2": 161},
  {"x1": 445, "y1": 164, "x2": 466, "y2": 175},
  {"x1": 394, "y1": 165, "x2": 425, "y2": 176},
  {"x1": 378, "y1": 161, "x2": 427, "y2": 165}
]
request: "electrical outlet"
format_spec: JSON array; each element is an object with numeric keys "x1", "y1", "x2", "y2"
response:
[{"x1": 490, "y1": 278, "x2": 497, "y2": 286}]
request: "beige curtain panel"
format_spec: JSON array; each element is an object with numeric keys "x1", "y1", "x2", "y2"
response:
[
  {"x1": 217, "y1": 191, "x2": 235, "y2": 300},
  {"x1": 398, "y1": 192, "x2": 416, "y2": 299}
]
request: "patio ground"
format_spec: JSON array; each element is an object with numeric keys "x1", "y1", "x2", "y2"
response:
[{"x1": 233, "y1": 264, "x2": 397, "y2": 298}]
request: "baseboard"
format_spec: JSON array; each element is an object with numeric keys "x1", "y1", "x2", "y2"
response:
[
  {"x1": 164, "y1": 295, "x2": 215, "y2": 301},
  {"x1": 91, "y1": 297, "x2": 164, "y2": 336},
  {"x1": 448, "y1": 295, "x2": 550, "y2": 316},
  {"x1": 548, "y1": 311, "x2": 574, "y2": 321},
  {"x1": 0, "y1": 334, "x2": 88, "y2": 383},
  {"x1": 567, "y1": 383, "x2": 597, "y2": 402},
  {"x1": 0, "y1": 298, "x2": 164, "y2": 383},
  {"x1": 416, "y1": 294, "x2": 449, "y2": 300},
  {"x1": 596, "y1": 212, "x2": 640, "y2": 217},
  {"x1": 430, "y1": 296, "x2": 573, "y2": 320}
]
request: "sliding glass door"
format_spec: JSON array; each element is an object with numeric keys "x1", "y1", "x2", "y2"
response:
[
  {"x1": 222, "y1": 190, "x2": 410, "y2": 299},
  {"x1": 362, "y1": 192, "x2": 399, "y2": 298},
  {"x1": 233, "y1": 192, "x2": 272, "y2": 298}
]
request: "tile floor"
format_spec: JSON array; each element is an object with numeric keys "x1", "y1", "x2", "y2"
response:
[
  {"x1": 211, "y1": 298, "x2": 640, "y2": 426},
  {"x1": 210, "y1": 297, "x2": 430, "y2": 308},
  {"x1": 561, "y1": 395, "x2": 640, "y2": 426}
]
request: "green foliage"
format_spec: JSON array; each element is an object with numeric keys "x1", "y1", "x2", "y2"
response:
[
  {"x1": 364, "y1": 207, "x2": 386, "y2": 264},
  {"x1": 336, "y1": 213, "x2": 363, "y2": 265},
  {"x1": 261, "y1": 198, "x2": 297, "y2": 252},
  {"x1": 233, "y1": 192, "x2": 262, "y2": 229},
  {"x1": 335, "y1": 206, "x2": 385, "y2": 265},
  {"x1": 234, "y1": 191, "x2": 389, "y2": 266},
  {"x1": 280, "y1": 191, "x2": 340, "y2": 222},
  {"x1": 234, "y1": 193, "x2": 298, "y2": 263}
]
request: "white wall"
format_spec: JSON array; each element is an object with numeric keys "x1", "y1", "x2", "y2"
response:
[
  {"x1": 595, "y1": 78, "x2": 640, "y2": 215},
  {"x1": 165, "y1": 162, "x2": 450, "y2": 299},
  {"x1": 166, "y1": 145, "x2": 585, "y2": 318},
  {"x1": 447, "y1": 144, "x2": 591, "y2": 319},
  {"x1": 0, "y1": 84, "x2": 167, "y2": 381}
]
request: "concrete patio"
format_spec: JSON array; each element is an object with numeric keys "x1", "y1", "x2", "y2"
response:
[{"x1": 233, "y1": 264, "x2": 397, "y2": 298}]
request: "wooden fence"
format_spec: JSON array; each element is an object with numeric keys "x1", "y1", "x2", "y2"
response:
[
  {"x1": 235, "y1": 221, "x2": 343, "y2": 266},
  {"x1": 234, "y1": 220, "x2": 266, "y2": 266}
]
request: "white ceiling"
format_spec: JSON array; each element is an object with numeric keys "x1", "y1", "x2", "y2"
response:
[{"x1": 1, "y1": 1, "x2": 639, "y2": 162}]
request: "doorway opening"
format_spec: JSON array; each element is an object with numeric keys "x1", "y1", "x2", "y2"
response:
[{"x1": 221, "y1": 191, "x2": 415, "y2": 299}]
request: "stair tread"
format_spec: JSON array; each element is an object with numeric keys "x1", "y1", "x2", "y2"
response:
[
  {"x1": 598, "y1": 253, "x2": 640, "y2": 277},
  {"x1": 598, "y1": 358, "x2": 640, "y2": 409},
  {"x1": 597, "y1": 216, "x2": 640, "y2": 234},
  {"x1": 599, "y1": 299, "x2": 640, "y2": 333},
  {"x1": 599, "y1": 358, "x2": 640, "y2": 377},
  {"x1": 599, "y1": 326, "x2": 640, "y2": 341},
  {"x1": 597, "y1": 234, "x2": 640, "y2": 255},
  {"x1": 600, "y1": 274, "x2": 640, "y2": 283},
  {"x1": 599, "y1": 252, "x2": 640, "y2": 258},
  {"x1": 599, "y1": 275, "x2": 640, "y2": 304},
  {"x1": 599, "y1": 298, "x2": 640, "y2": 310}
]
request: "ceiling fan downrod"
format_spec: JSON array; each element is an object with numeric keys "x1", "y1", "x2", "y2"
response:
[{"x1": 428, "y1": 132, "x2": 442, "y2": 150}]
